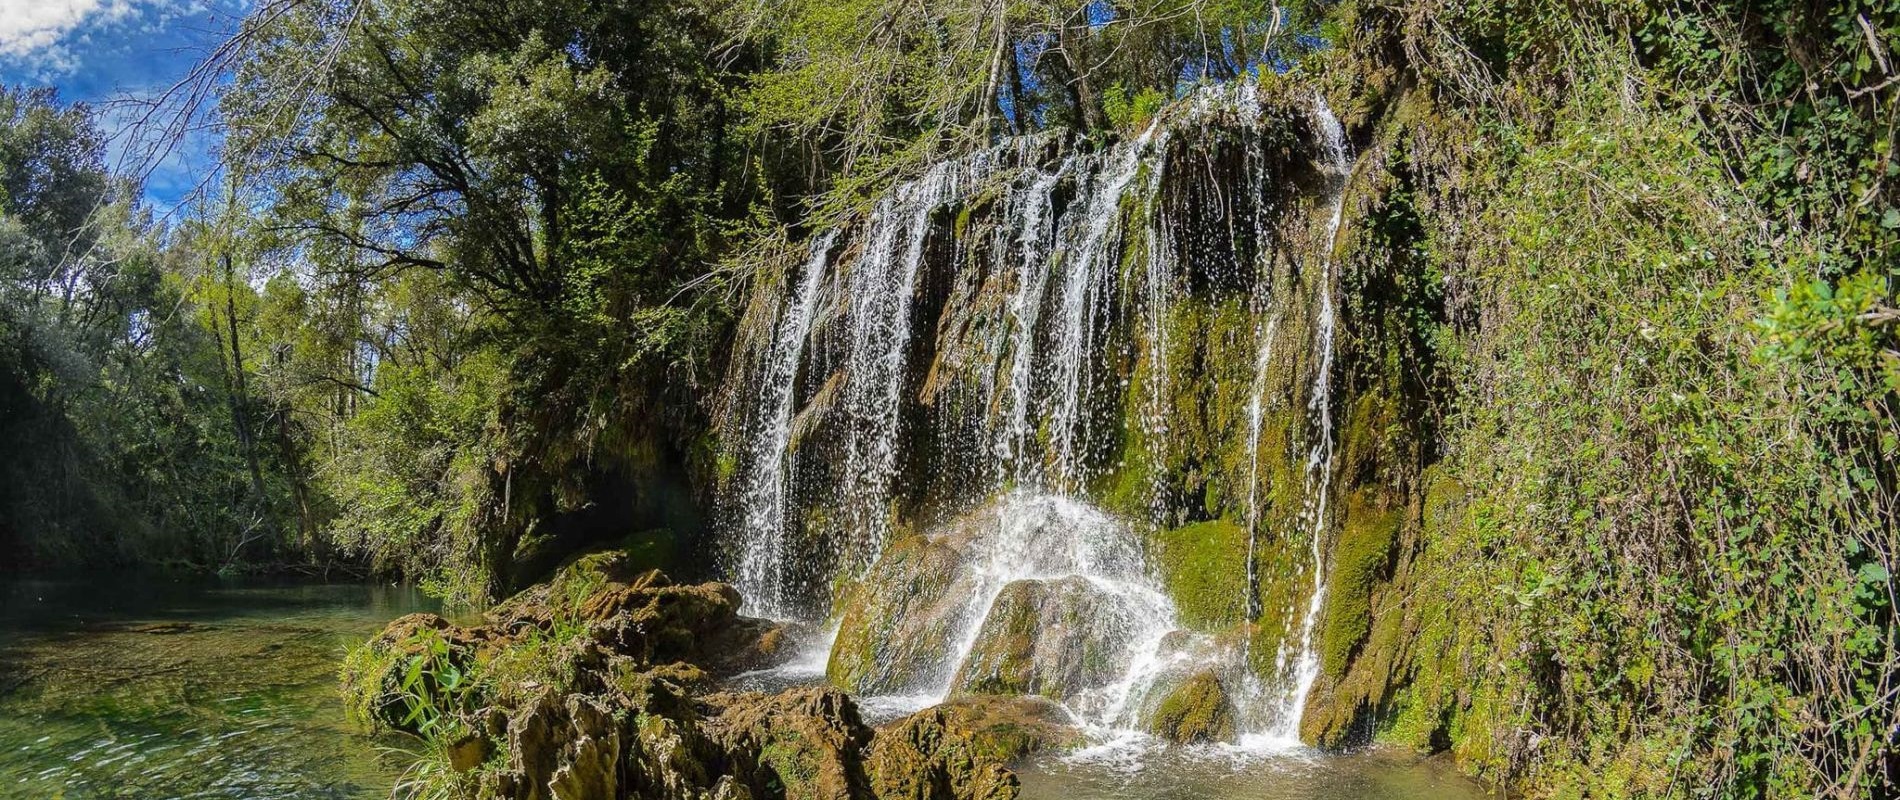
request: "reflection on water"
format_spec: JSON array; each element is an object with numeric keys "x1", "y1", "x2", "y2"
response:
[{"x1": 0, "y1": 575, "x2": 439, "y2": 799}]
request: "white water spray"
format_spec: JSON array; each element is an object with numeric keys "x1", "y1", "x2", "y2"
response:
[{"x1": 734, "y1": 232, "x2": 837, "y2": 619}]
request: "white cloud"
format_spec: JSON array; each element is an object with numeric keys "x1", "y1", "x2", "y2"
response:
[{"x1": 0, "y1": 0, "x2": 137, "y2": 64}]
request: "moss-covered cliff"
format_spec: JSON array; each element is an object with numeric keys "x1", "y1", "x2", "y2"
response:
[{"x1": 715, "y1": 3, "x2": 1898, "y2": 797}]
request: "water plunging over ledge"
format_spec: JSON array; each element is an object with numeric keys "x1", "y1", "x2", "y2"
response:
[{"x1": 720, "y1": 80, "x2": 1369, "y2": 751}]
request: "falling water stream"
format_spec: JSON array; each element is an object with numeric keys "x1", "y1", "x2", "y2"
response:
[
  {"x1": 1266, "y1": 95, "x2": 1354, "y2": 742},
  {"x1": 734, "y1": 232, "x2": 838, "y2": 619},
  {"x1": 720, "y1": 84, "x2": 1431, "y2": 789}
]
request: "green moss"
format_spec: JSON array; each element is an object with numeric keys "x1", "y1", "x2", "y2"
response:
[
  {"x1": 620, "y1": 527, "x2": 680, "y2": 575},
  {"x1": 760, "y1": 737, "x2": 824, "y2": 796},
  {"x1": 954, "y1": 586, "x2": 1040, "y2": 696},
  {"x1": 1146, "y1": 671, "x2": 1237, "y2": 744},
  {"x1": 1318, "y1": 490, "x2": 1400, "y2": 679},
  {"x1": 1154, "y1": 519, "x2": 1250, "y2": 632},
  {"x1": 338, "y1": 640, "x2": 403, "y2": 730}
]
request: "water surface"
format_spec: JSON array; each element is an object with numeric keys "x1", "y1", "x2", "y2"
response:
[
  {"x1": 1017, "y1": 742, "x2": 1488, "y2": 800},
  {"x1": 0, "y1": 575, "x2": 438, "y2": 799}
]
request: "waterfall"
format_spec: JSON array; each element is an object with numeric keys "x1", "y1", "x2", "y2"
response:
[
  {"x1": 1137, "y1": 137, "x2": 1178, "y2": 519},
  {"x1": 928, "y1": 493, "x2": 1181, "y2": 725},
  {"x1": 1045, "y1": 130, "x2": 1157, "y2": 491},
  {"x1": 722, "y1": 80, "x2": 1362, "y2": 749},
  {"x1": 836, "y1": 155, "x2": 993, "y2": 582},
  {"x1": 1267, "y1": 94, "x2": 1353, "y2": 742},
  {"x1": 1242, "y1": 312, "x2": 1281, "y2": 622},
  {"x1": 733, "y1": 232, "x2": 838, "y2": 619},
  {"x1": 996, "y1": 157, "x2": 1071, "y2": 485}
]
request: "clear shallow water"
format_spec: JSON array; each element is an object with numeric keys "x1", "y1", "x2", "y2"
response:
[
  {"x1": 1019, "y1": 742, "x2": 1489, "y2": 800},
  {"x1": 0, "y1": 575, "x2": 440, "y2": 799}
]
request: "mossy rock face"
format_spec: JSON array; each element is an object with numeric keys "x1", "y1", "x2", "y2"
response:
[
  {"x1": 951, "y1": 577, "x2": 1140, "y2": 702},
  {"x1": 1317, "y1": 490, "x2": 1402, "y2": 679},
  {"x1": 1154, "y1": 519, "x2": 1250, "y2": 632},
  {"x1": 1146, "y1": 670, "x2": 1237, "y2": 744},
  {"x1": 827, "y1": 532, "x2": 970, "y2": 694}
]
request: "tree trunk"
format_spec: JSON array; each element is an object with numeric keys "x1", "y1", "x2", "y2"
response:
[
  {"x1": 1057, "y1": 20, "x2": 1107, "y2": 134},
  {"x1": 217, "y1": 254, "x2": 270, "y2": 552}
]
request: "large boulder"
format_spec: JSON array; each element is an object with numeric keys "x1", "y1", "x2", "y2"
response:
[
  {"x1": 1145, "y1": 670, "x2": 1237, "y2": 744},
  {"x1": 925, "y1": 696, "x2": 1080, "y2": 763},
  {"x1": 827, "y1": 533, "x2": 973, "y2": 694},
  {"x1": 950, "y1": 576, "x2": 1144, "y2": 703},
  {"x1": 867, "y1": 707, "x2": 1020, "y2": 800}
]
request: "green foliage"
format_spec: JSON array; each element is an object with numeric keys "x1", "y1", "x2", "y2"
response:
[
  {"x1": 206, "y1": 0, "x2": 758, "y2": 598},
  {"x1": 1352, "y1": 45, "x2": 1899, "y2": 793},
  {"x1": 1102, "y1": 83, "x2": 1168, "y2": 131},
  {"x1": 0, "y1": 88, "x2": 308, "y2": 569},
  {"x1": 399, "y1": 630, "x2": 479, "y2": 735},
  {"x1": 732, "y1": 0, "x2": 1325, "y2": 222}
]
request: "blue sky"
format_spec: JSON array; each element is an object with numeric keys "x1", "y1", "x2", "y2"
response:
[{"x1": 0, "y1": 0, "x2": 250, "y2": 210}]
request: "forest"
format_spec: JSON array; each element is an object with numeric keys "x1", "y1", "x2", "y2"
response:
[{"x1": 0, "y1": 0, "x2": 1894, "y2": 798}]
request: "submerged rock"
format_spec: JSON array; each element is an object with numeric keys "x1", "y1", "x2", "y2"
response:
[{"x1": 342, "y1": 555, "x2": 1017, "y2": 800}]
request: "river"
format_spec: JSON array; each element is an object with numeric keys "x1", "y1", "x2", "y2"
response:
[{"x1": 0, "y1": 575, "x2": 435, "y2": 799}]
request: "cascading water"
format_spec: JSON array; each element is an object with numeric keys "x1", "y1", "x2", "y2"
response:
[
  {"x1": 837, "y1": 160, "x2": 969, "y2": 577},
  {"x1": 1264, "y1": 94, "x2": 1353, "y2": 743},
  {"x1": 1044, "y1": 130, "x2": 1157, "y2": 491},
  {"x1": 996, "y1": 157, "x2": 1072, "y2": 485},
  {"x1": 932, "y1": 493, "x2": 1180, "y2": 723},
  {"x1": 1242, "y1": 313, "x2": 1282, "y2": 621},
  {"x1": 721, "y1": 80, "x2": 1360, "y2": 750},
  {"x1": 733, "y1": 232, "x2": 837, "y2": 620}
]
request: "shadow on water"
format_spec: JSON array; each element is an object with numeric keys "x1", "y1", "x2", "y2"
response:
[{"x1": 0, "y1": 574, "x2": 439, "y2": 799}]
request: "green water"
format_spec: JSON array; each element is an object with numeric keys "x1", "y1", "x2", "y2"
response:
[{"x1": 0, "y1": 575, "x2": 438, "y2": 800}]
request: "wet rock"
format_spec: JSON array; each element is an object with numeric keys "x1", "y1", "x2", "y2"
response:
[
  {"x1": 868, "y1": 706, "x2": 1020, "y2": 800},
  {"x1": 1146, "y1": 670, "x2": 1237, "y2": 744},
  {"x1": 828, "y1": 533, "x2": 972, "y2": 693},
  {"x1": 925, "y1": 696, "x2": 1081, "y2": 763},
  {"x1": 950, "y1": 577, "x2": 1140, "y2": 702}
]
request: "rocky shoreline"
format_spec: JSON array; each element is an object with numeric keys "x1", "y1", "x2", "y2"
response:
[{"x1": 341, "y1": 552, "x2": 1039, "y2": 799}]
